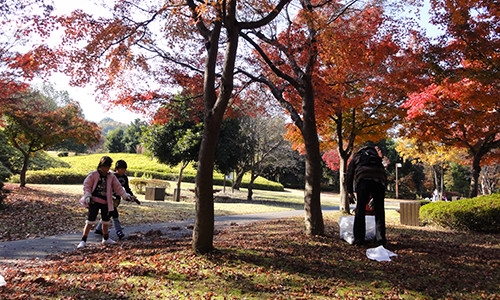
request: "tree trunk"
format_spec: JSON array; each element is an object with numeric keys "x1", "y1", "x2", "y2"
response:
[
  {"x1": 301, "y1": 87, "x2": 324, "y2": 236},
  {"x1": 338, "y1": 156, "x2": 350, "y2": 213},
  {"x1": 232, "y1": 169, "x2": 245, "y2": 190},
  {"x1": 433, "y1": 165, "x2": 439, "y2": 193},
  {"x1": 440, "y1": 162, "x2": 445, "y2": 199},
  {"x1": 193, "y1": 118, "x2": 219, "y2": 254},
  {"x1": 19, "y1": 152, "x2": 30, "y2": 188},
  {"x1": 335, "y1": 111, "x2": 355, "y2": 214},
  {"x1": 246, "y1": 170, "x2": 257, "y2": 201},
  {"x1": 191, "y1": 21, "x2": 222, "y2": 254},
  {"x1": 174, "y1": 161, "x2": 189, "y2": 202},
  {"x1": 468, "y1": 155, "x2": 481, "y2": 198},
  {"x1": 192, "y1": 3, "x2": 240, "y2": 253}
]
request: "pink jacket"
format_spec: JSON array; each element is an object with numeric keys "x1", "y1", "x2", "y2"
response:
[{"x1": 82, "y1": 170, "x2": 130, "y2": 212}]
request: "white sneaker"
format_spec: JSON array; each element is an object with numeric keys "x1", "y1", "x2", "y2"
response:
[
  {"x1": 77, "y1": 241, "x2": 86, "y2": 249},
  {"x1": 102, "y1": 238, "x2": 117, "y2": 245}
]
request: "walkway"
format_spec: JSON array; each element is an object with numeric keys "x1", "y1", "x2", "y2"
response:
[
  {"x1": 0, "y1": 210, "x2": 309, "y2": 262},
  {"x1": 0, "y1": 200, "x2": 402, "y2": 262}
]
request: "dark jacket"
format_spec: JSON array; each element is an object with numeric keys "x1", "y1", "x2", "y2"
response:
[
  {"x1": 113, "y1": 172, "x2": 134, "y2": 207},
  {"x1": 345, "y1": 146, "x2": 387, "y2": 194}
]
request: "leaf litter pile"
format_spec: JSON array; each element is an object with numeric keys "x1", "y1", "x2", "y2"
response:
[{"x1": 1, "y1": 185, "x2": 499, "y2": 299}]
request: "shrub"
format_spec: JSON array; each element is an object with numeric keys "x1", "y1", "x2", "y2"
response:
[
  {"x1": 240, "y1": 178, "x2": 284, "y2": 191},
  {"x1": 420, "y1": 194, "x2": 500, "y2": 233},
  {"x1": 0, "y1": 181, "x2": 5, "y2": 210},
  {"x1": 0, "y1": 164, "x2": 12, "y2": 182},
  {"x1": 10, "y1": 168, "x2": 88, "y2": 184}
]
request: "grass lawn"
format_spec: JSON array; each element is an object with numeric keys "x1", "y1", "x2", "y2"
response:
[{"x1": 0, "y1": 183, "x2": 498, "y2": 299}]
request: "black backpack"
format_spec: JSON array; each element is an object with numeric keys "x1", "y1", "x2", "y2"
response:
[{"x1": 357, "y1": 146, "x2": 384, "y2": 169}]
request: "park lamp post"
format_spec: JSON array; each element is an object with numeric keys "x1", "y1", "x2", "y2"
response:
[{"x1": 395, "y1": 163, "x2": 402, "y2": 199}]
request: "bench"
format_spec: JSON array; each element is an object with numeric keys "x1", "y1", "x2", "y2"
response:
[{"x1": 145, "y1": 187, "x2": 166, "y2": 201}]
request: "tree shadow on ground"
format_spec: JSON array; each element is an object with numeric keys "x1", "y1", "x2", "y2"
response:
[{"x1": 206, "y1": 218, "x2": 500, "y2": 299}]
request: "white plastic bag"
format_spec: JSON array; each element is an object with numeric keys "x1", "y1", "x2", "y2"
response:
[
  {"x1": 366, "y1": 245, "x2": 397, "y2": 262},
  {"x1": 0, "y1": 274, "x2": 6, "y2": 287},
  {"x1": 338, "y1": 215, "x2": 376, "y2": 244}
]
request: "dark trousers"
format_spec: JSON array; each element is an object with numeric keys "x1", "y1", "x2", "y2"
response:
[
  {"x1": 88, "y1": 202, "x2": 110, "y2": 222},
  {"x1": 354, "y1": 179, "x2": 386, "y2": 245}
]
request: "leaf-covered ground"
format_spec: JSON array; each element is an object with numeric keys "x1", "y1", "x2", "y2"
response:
[
  {"x1": 1, "y1": 184, "x2": 499, "y2": 299},
  {"x1": 0, "y1": 183, "x2": 303, "y2": 242},
  {"x1": 0, "y1": 183, "x2": 197, "y2": 242}
]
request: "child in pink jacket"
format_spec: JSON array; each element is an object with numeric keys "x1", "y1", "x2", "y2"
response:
[{"x1": 77, "y1": 156, "x2": 133, "y2": 248}]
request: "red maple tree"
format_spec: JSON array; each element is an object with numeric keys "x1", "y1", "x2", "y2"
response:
[
  {"x1": 30, "y1": 0, "x2": 290, "y2": 253},
  {"x1": 2, "y1": 90, "x2": 101, "y2": 187},
  {"x1": 401, "y1": 0, "x2": 500, "y2": 197},
  {"x1": 244, "y1": 1, "x2": 419, "y2": 212}
]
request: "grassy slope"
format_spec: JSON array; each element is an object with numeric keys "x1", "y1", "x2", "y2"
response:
[{"x1": 56, "y1": 152, "x2": 282, "y2": 188}]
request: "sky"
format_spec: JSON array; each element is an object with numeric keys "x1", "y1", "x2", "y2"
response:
[
  {"x1": 47, "y1": 73, "x2": 146, "y2": 125},
  {"x1": 43, "y1": 0, "x2": 441, "y2": 125},
  {"x1": 41, "y1": 1, "x2": 146, "y2": 125}
]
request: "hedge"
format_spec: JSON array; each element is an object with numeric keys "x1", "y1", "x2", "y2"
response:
[
  {"x1": 9, "y1": 167, "x2": 284, "y2": 192},
  {"x1": 419, "y1": 193, "x2": 500, "y2": 234}
]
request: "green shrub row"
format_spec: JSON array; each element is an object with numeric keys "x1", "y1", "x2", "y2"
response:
[
  {"x1": 8, "y1": 151, "x2": 285, "y2": 192},
  {"x1": 419, "y1": 193, "x2": 500, "y2": 234},
  {"x1": 10, "y1": 167, "x2": 284, "y2": 192},
  {"x1": 9, "y1": 168, "x2": 89, "y2": 184}
]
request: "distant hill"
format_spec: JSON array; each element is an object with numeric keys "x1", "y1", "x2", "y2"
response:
[{"x1": 98, "y1": 117, "x2": 127, "y2": 136}]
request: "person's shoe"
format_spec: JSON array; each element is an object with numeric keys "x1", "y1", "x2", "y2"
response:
[
  {"x1": 77, "y1": 241, "x2": 87, "y2": 249},
  {"x1": 116, "y1": 230, "x2": 125, "y2": 240},
  {"x1": 94, "y1": 229, "x2": 103, "y2": 235},
  {"x1": 102, "y1": 238, "x2": 117, "y2": 245}
]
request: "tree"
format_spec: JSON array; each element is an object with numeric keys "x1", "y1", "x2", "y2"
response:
[
  {"x1": 1, "y1": 89, "x2": 101, "y2": 187},
  {"x1": 142, "y1": 120, "x2": 202, "y2": 202},
  {"x1": 104, "y1": 127, "x2": 125, "y2": 153},
  {"x1": 122, "y1": 119, "x2": 147, "y2": 153},
  {"x1": 0, "y1": 129, "x2": 17, "y2": 181},
  {"x1": 403, "y1": 80, "x2": 500, "y2": 198},
  {"x1": 214, "y1": 117, "x2": 248, "y2": 177},
  {"x1": 401, "y1": 0, "x2": 500, "y2": 198},
  {"x1": 314, "y1": 3, "x2": 412, "y2": 211},
  {"x1": 144, "y1": 105, "x2": 255, "y2": 202},
  {"x1": 448, "y1": 163, "x2": 471, "y2": 196},
  {"x1": 229, "y1": 115, "x2": 293, "y2": 201},
  {"x1": 396, "y1": 138, "x2": 468, "y2": 197},
  {"x1": 50, "y1": 138, "x2": 88, "y2": 154},
  {"x1": 480, "y1": 164, "x2": 499, "y2": 195},
  {"x1": 185, "y1": 0, "x2": 290, "y2": 253},
  {"x1": 143, "y1": 89, "x2": 251, "y2": 202},
  {"x1": 239, "y1": 0, "x2": 327, "y2": 234}
]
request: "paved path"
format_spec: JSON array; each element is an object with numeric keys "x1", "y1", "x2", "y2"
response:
[
  {"x1": 0, "y1": 200, "x2": 402, "y2": 262},
  {"x1": 0, "y1": 210, "x2": 311, "y2": 262}
]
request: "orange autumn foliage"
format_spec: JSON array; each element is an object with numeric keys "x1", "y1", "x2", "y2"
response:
[{"x1": 401, "y1": 0, "x2": 500, "y2": 197}]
